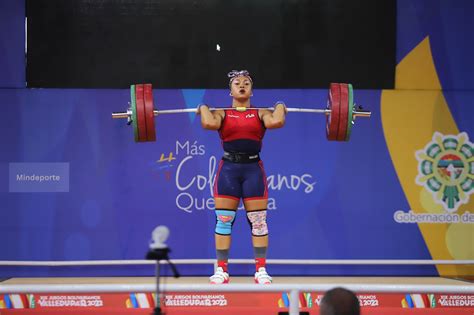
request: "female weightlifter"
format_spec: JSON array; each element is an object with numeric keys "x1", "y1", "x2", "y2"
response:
[{"x1": 197, "y1": 70, "x2": 287, "y2": 284}]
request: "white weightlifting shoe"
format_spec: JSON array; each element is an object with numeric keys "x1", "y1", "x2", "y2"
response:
[
  {"x1": 254, "y1": 267, "x2": 272, "y2": 284},
  {"x1": 209, "y1": 267, "x2": 230, "y2": 284}
]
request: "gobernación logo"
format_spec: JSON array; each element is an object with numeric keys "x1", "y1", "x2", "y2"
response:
[{"x1": 415, "y1": 132, "x2": 474, "y2": 212}]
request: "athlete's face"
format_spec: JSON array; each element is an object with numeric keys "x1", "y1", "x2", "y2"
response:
[{"x1": 230, "y1": 76, "x2": 253, "y2": 100}]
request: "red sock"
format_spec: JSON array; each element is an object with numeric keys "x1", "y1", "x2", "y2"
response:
[
  {"x1": 255, "y1": 258, "x2": 266, "y2": 271},
  {"x1": 217, "y1": 260, "x2": 228, "y2": 273}
]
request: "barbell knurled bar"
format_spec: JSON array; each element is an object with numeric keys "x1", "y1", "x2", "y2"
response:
[{"x1": 111, "y1": 106, "x2": 371, "y2": 119}]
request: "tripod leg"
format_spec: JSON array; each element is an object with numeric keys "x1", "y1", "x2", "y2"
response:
[{"x1": 154, "y1": 262, "x2": 162, "y2": 315}]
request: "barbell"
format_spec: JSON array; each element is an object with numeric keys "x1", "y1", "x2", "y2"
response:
[{"x1": 112, "y1": 83, "x2": 371, "y2": 142}]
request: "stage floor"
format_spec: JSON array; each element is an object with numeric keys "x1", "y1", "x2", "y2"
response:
[{"x1": 1, "y1": 276, "x2": 472, "y2": 286}]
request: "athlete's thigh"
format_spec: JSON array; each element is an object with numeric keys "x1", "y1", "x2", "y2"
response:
[
  {"x1": 215, "y1": 197, "x2": 239, "y2": 210},
  {"x1": 243, "y1": 198, "x2": 268, "y2": 211},
  {"x1": 214, "y1": 160, "x2": 242, "y2": 204},
  {"x1": 242, "y1": 161, "x2": 268, "y2": 204}
]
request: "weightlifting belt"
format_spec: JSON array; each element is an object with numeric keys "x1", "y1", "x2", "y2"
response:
[{"x1": 222, "y1": 151, "x2": 260, "y2": 164}]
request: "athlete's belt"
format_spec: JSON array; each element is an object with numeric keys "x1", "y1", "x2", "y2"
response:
[{"x1": 222, "y1": 151, "x2": 260, "y2": 163}]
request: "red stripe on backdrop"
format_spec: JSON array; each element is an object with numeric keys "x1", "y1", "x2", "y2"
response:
[
  {"x1": 2, "y1": 292, "x2": 472, "y2": 315},
  {"x1": 2, "y1": 307, "x2": 474, "y2": 315}
]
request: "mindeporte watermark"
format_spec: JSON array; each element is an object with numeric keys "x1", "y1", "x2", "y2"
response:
[{"x1": 9, "y1": 162, "x2": 69, "y2": 192}]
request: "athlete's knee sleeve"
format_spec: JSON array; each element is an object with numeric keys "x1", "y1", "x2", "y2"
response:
[
  {"x1": 215, "y1": 210, "x2": 236, "y2": 235},
  {"x1": 246, "y1": 210, "x2": 268, "y2": 236}
]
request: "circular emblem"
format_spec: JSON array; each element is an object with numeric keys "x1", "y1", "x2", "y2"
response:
[{"x1": 416, "y1": 132, "x2": 473, "y2": 212}]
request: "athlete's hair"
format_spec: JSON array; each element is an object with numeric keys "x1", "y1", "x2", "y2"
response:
[{"x1": 227, "y1": 70, "x2": 253, "y2": 87}]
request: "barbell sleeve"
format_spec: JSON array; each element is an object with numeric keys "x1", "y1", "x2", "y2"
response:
[
  {"x1": 112, "y1": 111, "x2": 131, "y2": 119},
  {"x1": 353, "y1": 110, "x2": 371, "y2": 118}
]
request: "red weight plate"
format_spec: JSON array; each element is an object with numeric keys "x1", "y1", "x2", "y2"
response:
[
  {"x1": 135, "y1": 84, "x2": 148, "y2": 142},
  {"x1": 144, "y1": 84, "x2": 156, "y2": 142},
  {"x1": 337, "y1": 83, "x2": 349, "y2": 141},
  {"x1": 326, "y1": 83, "x2": 341, "y2": 141}
]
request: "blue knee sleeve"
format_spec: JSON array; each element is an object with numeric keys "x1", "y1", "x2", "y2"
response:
[{"x1": 215, "y1": 210, "x2": 236, "y2": 235}]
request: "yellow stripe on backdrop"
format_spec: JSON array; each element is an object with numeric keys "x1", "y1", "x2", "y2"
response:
[{"x1": 382, "y1": 36, "x2": 474, "y2": 277}]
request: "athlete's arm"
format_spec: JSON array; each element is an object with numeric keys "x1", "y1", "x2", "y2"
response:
[
  {"x1": 198, "y1": 105, "x2": 224, "y2": 130},
  {"x1": 260, "y1": 103, "x2": 286, "y2": 129}
]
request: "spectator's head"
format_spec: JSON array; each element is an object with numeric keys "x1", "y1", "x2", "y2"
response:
[{"x1": 320, "y1": 287, "x2": 360, "y2": 315}]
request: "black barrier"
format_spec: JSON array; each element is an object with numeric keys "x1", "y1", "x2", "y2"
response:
[{"x1": 26, "y1": 0, "x2": 396, "y2": 89}]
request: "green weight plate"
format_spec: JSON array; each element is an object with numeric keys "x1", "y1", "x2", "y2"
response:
[
  {"x1": 345, "y1": 84, "x2": 354, "y2": 141},
  {"x1": 130, "y1": 85, "x2": 139, "y2": 142}
]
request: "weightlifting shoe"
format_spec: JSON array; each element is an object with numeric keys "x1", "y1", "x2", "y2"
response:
[
  {"x1": 254, "y1": 267, "x2": 272, "y2": 284},
  {"x1": 209, "y1": 267, "x2": 230, "y2": 284}
]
